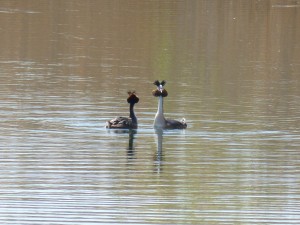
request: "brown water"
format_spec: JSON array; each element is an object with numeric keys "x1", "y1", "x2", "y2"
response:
[{"x1": 1, "y1": 0, "x2": 300, "y2": 224}]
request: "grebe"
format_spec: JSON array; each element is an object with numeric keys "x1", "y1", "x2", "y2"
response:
[
  {"x1": 152, "y1": 80, "x2": 187, "y2": 129},
  {"x1": 106, "y1": 91, "x2": 139, "y2": 129}
]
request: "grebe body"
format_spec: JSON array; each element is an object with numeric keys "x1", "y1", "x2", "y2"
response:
[
  {"x1": 153, "y1": 80, "x2": 187, "y2": 129},
  {"x1": 106, "y1": 91, "x2": 139, "y2": 129}
]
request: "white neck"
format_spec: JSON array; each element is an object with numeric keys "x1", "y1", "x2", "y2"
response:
[{"x1": 154, "y1": 96, "x2": 166, "y2": 128}]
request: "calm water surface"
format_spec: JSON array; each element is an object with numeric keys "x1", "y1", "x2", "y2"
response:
[{"x1": 1, "y1": 0, "x2": 300, "y2": 224}]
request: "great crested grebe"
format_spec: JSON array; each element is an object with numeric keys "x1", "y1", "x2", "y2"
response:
[
  {"x1": 153, "y1": 80, "x2": 187, "y2": 129},
  {"x1": 106, "y1": 91, "x2": 139, "y2": 129}
]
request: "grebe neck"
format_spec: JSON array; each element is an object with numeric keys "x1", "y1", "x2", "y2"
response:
[
  {"x1": 154, "y1": 96, "x2": 166, "y2": 128},
  {"x1": 129, "y1": 103, "x2": 137, "y2": 125}
]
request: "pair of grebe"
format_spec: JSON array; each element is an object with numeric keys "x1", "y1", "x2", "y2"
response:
[{"x1": 106, "y1": 80, "x2": 187, "y2": 129}]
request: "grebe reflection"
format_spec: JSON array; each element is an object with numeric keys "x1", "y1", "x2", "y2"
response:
[{"x1": 154, "y1": 128, "x2": 164, "y2": 174}]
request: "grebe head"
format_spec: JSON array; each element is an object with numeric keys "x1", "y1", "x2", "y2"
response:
[
  {"x1": 127, "y1": 91, "x2": 139, "y2": 104},
  {"x1": 152, "y1": 80, "x2": 168, "y2": 97}
]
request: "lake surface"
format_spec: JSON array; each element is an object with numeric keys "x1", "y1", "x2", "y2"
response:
[{"x1": 1, "y1": 0, "x2": 300, "y2": 224}]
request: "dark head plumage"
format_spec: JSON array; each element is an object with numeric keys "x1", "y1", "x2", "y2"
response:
[
  {"x1": 127, "y1": 91, "x2": 139, "y2": 104},
  {"x1": 152, "y1": 89, "x2": 168, "y2": 97},
  {"x1": 153, "y1": 80, "x2": 160, "y2": 86},
  {"x1": 153, "y1": 80, "x2": 168, "y2": 97},
  {"x1": 153, "y1": 80, "x2": 166, "y2": 87}
]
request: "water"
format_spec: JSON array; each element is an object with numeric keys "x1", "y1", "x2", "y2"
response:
[{"x1": 1, "y1": 0, "x2": 300, "y2": 224}]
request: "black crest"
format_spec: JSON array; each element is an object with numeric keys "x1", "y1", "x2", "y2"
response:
[{"x1": 153, "y1": 80, "x2": 166, "y2": 87}]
